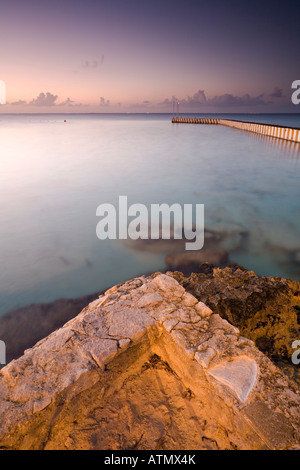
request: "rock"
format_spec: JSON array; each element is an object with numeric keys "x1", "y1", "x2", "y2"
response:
[
  {"x1": 162, "y1": 318, "x2": 179, "y2": 332},
  {"x1": 244, "y1": 401, "x2": 296, "y2": 449},
  {"x1": 165, "y1": 249, "x2": 229, "y2": 274},
  {"x1": 208, "y1": 356, "x2": 258, "y2": 403},
  {"x1": 151, "y1": 274, "x2": 185, "y2": 298},
  {"x1": 195, "y1": 347, "x2": 216, "y2": 368},
  {"x1": 0, "y1": 273, "x2": 299, "y2": 450},
  {"x1": 137, "y1": 293, "x2": 164, "y2": 308},
  {"x1": 195, "y1": 301, "x2": 213, "y2": 318},
  {"x1": 0, "y1": 292, "x2": 100, "y2": 364},
  {"x1": 170, "y1": 267, "x2": 300, "y2": 384},
  {"x1": 182, "y1": 292, "x2": 198, "y2": 307},
  {"x1": 124, "y1": 237, "x2": 187, "y2": 253}
]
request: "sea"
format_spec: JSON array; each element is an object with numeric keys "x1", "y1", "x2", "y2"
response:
[{"x1": 0, "y1": 113, "x2": 300, "y2": 317}]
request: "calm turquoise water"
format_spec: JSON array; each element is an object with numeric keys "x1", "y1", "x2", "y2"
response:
[{"x1": 0, "y1": 113, "x2": 300, "y2": 316}]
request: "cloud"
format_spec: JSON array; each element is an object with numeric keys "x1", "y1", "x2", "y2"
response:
[
  {"x1": 208, "y1": 93, "x2": 269, "y2": 107},
  {"x1": 100, "y1": 96, "x2": 110, "y2": 107},
  {"x1": 82, "y1": 56, "x2": 104, "y2": 69},
  {"x1": 185, "y1": 89, "x2": 207, "y2": 105},
  {"x1": 82, "y1": 60, "x2": 99, "y2": 69},
  {"x1": 161, "y1": 91, "x2": 207, "y2": 107},
  {"x1": 160, "y1": 98, "x2": 171, "y2": 106},
  {"x1": 269, "y1": 87, "x2": 284, "y2": 98},
  {"x1": 58, "y1": 97, "x2": 75, "y2": 107},
  {"x1": 160, "y1": 96, "x2": 179, "y2": 106},
  {"x1": 161, "y1": 89, "x2": 270, "y2": 108},
  {"x1": 10, "y1": 100, "x2": 27, "y2": 106},
  {"x1": 7, "y1": 93, "x2": 89, "y2": 109},
  {"x1": 30, "y1": 92, "x2": 58, "y2": 106}
]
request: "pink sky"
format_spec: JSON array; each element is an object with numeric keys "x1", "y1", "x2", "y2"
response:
[{"x1": 0, "y1": 0, "x2": 299, "y2": 113}]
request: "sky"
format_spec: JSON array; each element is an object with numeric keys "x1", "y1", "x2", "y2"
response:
[{"x1": 0, "y1": 0, "x2": 300, "y2": 113}]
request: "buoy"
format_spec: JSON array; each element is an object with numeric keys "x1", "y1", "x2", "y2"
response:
[{"x1": 64, "y1": 120, "x2": 67, "y2": 123}]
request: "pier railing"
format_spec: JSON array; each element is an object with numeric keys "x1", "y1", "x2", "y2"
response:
[
  {"x1": 171, "y1": 117, "x2": 219, "y2": 125},
  {"x1": 171, "y1": 117, "x2": 300, "y2": 143}
]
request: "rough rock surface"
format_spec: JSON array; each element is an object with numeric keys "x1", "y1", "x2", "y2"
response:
[
  {"x1": 0, "y1": 293, "x2": 100, "y2": 364},
  {"x1": 170, "y1": 267, "x2": 300, "y2": 385},
  {"x1": 0, "y1": 274, "x2": 299, "y2": 450}
]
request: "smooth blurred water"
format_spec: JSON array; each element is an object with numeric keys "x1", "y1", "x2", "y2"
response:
[{"x1": 0, "y1": 113, "x2": 300, "y2": 316}]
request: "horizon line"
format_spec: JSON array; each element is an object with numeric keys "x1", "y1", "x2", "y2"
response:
[{"x1": 1, "y1": 112, "x2": 300, "y2": 116}]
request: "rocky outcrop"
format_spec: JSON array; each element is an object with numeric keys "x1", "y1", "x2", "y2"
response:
[
  {"x1": 0, "y1": 274, "x2": 299, "y2": 450},
  {"x1": 170, "y1": 267, "x2": 300, "y2": 385},
  {"x1": 0, "y1": 292, "x2": 100, "y2": 364}
]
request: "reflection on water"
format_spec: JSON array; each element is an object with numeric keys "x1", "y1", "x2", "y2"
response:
[
  {"x1": 0, "y1": 113, "x2": 299, "y2": 316},
  {"x1": 248, "y1": 131, "x2": 300, "y2": 161}
]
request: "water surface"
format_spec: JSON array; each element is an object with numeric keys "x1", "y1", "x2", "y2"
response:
[{"x1": 0, "y1": 113, "x2": 299, "y2": 316}]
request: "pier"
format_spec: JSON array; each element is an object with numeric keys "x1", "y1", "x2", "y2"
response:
[
  {"x1": 172, "y1": 117, "x2": 300, "y2": 144},
  {"x1": 172, "y1": 117, "x2": 219, "y2": 125}
]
